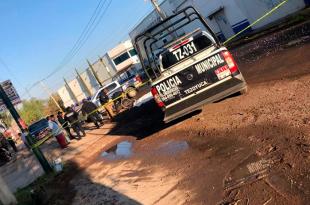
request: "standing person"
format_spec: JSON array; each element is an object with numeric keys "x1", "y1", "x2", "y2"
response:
[
  {"x1": 99, "y1": 89, "x2": 115, "y2": 119},
  {"x1": 18, "y1": 129, "x2": 30, "y2": 150},
  {"x1": 81, "y1": 99, "x2": 103, "y2": 129},
  {"x1": 64, "y1": 107, "x2": 85, "y2": 138},
  {"x1": 4, "y1": 130, "x2": 17, "y2": 153},
  {"x1": 57, "y1": 111, "x2": 73, "y2": 139},
  {"x1": 49, "y1": 115, "x2": 58, "y2": 124},
  {"x1": 0, "y1": 133, "x2": 9, "y2": 151},
  {"x1": 99, "y1": 89, "x2": 109, "y2": 105},
  {"x1": 47, "y1": 117, "x2": 68, "y2": 149}
]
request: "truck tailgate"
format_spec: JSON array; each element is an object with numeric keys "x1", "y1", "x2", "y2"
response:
[{"x1": 154, "y1": 52, "x2": 230, "y2": 106}]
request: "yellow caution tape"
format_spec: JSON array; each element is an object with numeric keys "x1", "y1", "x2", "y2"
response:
[
  {"x1": 31, "y1": 1, "x2": 289, "y2": 149},
  {"x1": 224, "y1": 0, "x2": 289, "y2": 45},
  {"x1": 31, "y1": 81, "x2": 151, "y2": 149}
]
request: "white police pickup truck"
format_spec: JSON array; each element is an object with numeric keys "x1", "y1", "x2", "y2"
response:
[{"x1": 134, "y1": 7, "x2": 247, "y2": 122}]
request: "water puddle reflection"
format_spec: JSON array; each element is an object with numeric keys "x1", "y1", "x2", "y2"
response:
[
  {"x1": 156, "y1": 141, "x2": 189, "y2": 155},
  {"x1": 100, "y1": 140, "x2": 189, "y2": 161},
  {"x1": 101, "y1": 141, "x2": 132, "y2": 160}
]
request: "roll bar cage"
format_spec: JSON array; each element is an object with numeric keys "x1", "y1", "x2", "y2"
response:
[{"x1": 134, "y1": 6, "x2": 220, "y2": 81}]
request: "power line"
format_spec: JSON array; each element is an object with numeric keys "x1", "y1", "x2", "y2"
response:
[
  {"x1": 87, "y1": 2, "x2": 154, "y2": 59},
  {"x1": 44, "y1": 0, "x2": 110, "y2": 80},
  {"x1": 27, "y1": 0, "x2": 112, "y2": 95},
  {"x1": 36, "y1": 0, "x2": 112, "y2": 87},
  {"x1": 53, "y1": 1, "x2": 152, "y2": 94},
  {"x1": 60, "y1": 0, "x2": 112, "y2": 76}
]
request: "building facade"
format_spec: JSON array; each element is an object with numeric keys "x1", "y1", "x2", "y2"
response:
[
  {"x1": 107, "y1": 40, "x2": 141, "y2": 72},
  {"x1": 130, "y1": 0, "x2": 308, "y2": 42},
  {"x1": 57, "y1": 40, "x2": 142, "y2": 107},
  {"x1": 57, "y1": 55, "x2": 117, "y2": 107}
]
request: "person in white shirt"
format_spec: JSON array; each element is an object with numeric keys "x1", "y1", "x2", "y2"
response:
[
  {"x1": 48, "y1": 118, "x2": 62, "y2": 137},
  {"x1": 47, "y1": 116, "x2": 68, "y2": 149},
  {"x1": 18, "y1": 128, "x2": 30, "y2": 150}
]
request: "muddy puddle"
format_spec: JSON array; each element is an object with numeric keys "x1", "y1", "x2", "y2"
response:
[
  {"x1": 155, "y1": 140, "x2": 189, "y2": 155},
  {"x1": 101, "y1": 140, "x2": 189, "y2": 161}
]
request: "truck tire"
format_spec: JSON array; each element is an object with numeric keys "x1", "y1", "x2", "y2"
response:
[{"x1": 239, "y1": 87, "x2": 248, "y2": 95}]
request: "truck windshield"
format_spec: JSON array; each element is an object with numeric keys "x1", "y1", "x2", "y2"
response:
[
  {"x1": 29, "y1": 119, "x2": 49, "y2": 133},
  {"x1": 161, "y1": 34, "x2": 213, "y2": 69},
  {"x1": 103, "y1": 83, "x2": 117, "y2": 93}
]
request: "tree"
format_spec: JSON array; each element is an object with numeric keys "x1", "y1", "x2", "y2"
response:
[
  {"x1": 44, "y1": 93, "x2": 64, "y2": 116},
  {"x1": 19, "y1": 98, "x2": 46, "y2": 125},
  {"x1": 0, "y1": 111, "x2": 13, "y2": 127}
]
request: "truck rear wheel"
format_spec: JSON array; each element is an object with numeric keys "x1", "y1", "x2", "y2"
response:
[{"x1": 239, "y1": 87, "x2": 248, "y2": 95}]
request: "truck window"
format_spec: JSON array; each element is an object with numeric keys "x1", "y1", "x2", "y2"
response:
[
  {"x1": 114, "y1": 67, "x2": 138, "y2": 84},
  {"x1": 161, "y1": 34, "x2": 213, "y2": 69},
  {"x1": 104, "y1": 83, "x2": 117, "y2": 93},
  {"x1": 29, "y1": 119, "x2": 49, "y2": 133}
]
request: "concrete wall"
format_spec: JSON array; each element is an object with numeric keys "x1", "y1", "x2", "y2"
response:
[
  {"x1": 101, "y1": 54, "x2": 116, "y2": 77},
  {"x1": 57, "y1": 54, "x2": 119, "y2": 106},
  {"x1": 68, "y1": 78, "x2": 87, "y2": 103},
  {"x1": 235, "y1": 0, "x2": 306, "y2": 29},
  {"x1": 91, "y1": 55, "x2": 117, "y2": 84},
  {"x1": 80, "y1": 68, "x2": 100, "y2": 95},
  {"x1": 58, "y1": 86, "x2": 76, "y2": 107}
]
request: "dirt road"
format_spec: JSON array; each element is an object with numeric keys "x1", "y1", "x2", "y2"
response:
[
  {"x1": 98, "y1": 43, "x2": 310, "y2": 205},
  {"x1": 92, "y1": 25, "x2": 310, "y2": 204},
  {"x1": 20, "y1": 23, "x2": 310, "y2": 205}
]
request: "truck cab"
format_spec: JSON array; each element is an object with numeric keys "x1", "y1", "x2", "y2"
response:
[{"x1": 134, "y1": 7, "x2": 247, "y2": 122}]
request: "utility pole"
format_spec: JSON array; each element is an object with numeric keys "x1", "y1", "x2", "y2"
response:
[
  {"x1": 0, "y1": 84, "x2": 18, "y2": 205},
  {"x1": 39, "y1": 81, "x2": 63, "y2": 111},
  {"x1": 0, "y1": 84, "x2": 26, "y2": 131},
  {"x1": 0, "y1": 83, "x2": 52, "y2": 179},
  {"x1": 149, "y1": 0, "x2": 177, "y2": 39},
  {"x1": 150, "y1": 0, "x2": 166, "y2": 20},
  {"x1": 87, "y1": 59, "x2": 103, "y2": 87},
  {"x1": 75, "y1": 68, "x2": 93, "y2": 96}
]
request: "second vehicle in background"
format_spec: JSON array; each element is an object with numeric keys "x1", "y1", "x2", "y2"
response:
[
  {"x1": 28, "y1": 118, "x2": 51, "y2": 141},
  {"x1": 112, "y1": 65, "x2": 146, "y2": 92}
]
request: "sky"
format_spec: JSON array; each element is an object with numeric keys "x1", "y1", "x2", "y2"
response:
[{"x1": 0, "y1": 0, "x2": 156, "y2": 100}]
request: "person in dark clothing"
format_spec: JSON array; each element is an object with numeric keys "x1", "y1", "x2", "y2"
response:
[
  {"x1": 99, "y1": 89, "x2": 109, "y2": 105},
  {"x1": 6, "y1": 136, "x2": 17, "y2": 152},
  {"x1": 99, "y1": 88, "x2": 115, "y2": 119},
  {"x1": 0, "y1": 133, "x2": 12, "y2": 162},
  {"x1": 3, "y1": 131, "x2": 17, "y2": 152},
  {"x1": 57, "y1": 111, "x2": 73, "y2": 139},
  {"x1": 81, "y1": 99, "x2": 103, "y2": 128},
  {"x1": 0, "y1": 133, "x2": 9, "y2": 151},
  {"x1": 64, "y1": 107, "x2": 85, "y2": 138}
]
